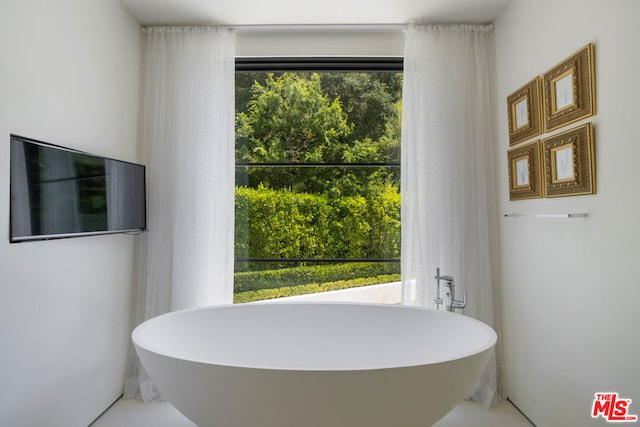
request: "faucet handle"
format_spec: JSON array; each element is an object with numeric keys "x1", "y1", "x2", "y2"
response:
[{"x1": 452, "y1": 291, "x2": 467, "y2": 309}]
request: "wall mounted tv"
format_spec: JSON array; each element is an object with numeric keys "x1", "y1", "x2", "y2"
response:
[{"x1": 9, "y1": 135, "x2": 146, "y2": 243}]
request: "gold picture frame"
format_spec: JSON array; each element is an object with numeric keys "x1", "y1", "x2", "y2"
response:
[
  {"x1": 542, "y1": 43, "x2": 596, "y2": 131},
  {"x1": 508, "y1": 140, "x2": 544, "y2": 200},
  {"x1": 507, "y1": 77, "x2": 543, "y2": 146},
  {"x1": 543, "y1": 123, "x2": 596, "y2": 197}
]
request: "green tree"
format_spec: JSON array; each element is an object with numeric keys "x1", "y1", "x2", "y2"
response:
[
  {"x1": 236, "y1": 72, "x2": 401, "y2": 195},
  {"x1": 321, "y1": 72, "x2": 402, "y2": 155},
  {"x1": 321, "y1": 73, "x2": 402, "y2": 196},
  {"x1": 237, "y1": 72, "x2": 351, "y2": 163},
  {"x1": 236, "y1": 72, "x2": 352, "y2": 192}
]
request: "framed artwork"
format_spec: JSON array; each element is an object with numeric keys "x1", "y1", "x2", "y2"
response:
[
  {"x1": 543, "y1": 123, "x2": 596, "y2": 197},
  {"x1": 507, "y1": 77, "x2": 543, "y2": 146},
  {"x1": 542, "y1": 43, "x2": 596, "y2": 131},
  {"x1": 507, "y1": 140, "x2": 544, "y2": 200}
]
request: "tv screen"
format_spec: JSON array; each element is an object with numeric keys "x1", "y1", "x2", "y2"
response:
[{"x1": 10, "y1": 135, "x2": 146, "y2": 242}]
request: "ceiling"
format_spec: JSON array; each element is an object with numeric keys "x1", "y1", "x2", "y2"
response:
[{"x1": 120, "y1": 0, "x2": 511, "y2": 26}]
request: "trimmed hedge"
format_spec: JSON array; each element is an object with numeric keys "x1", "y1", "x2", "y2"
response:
[
  {"x1": 234, "y1": 262, "x2": 400, "y2": 293},
  {"x1": 235, "y1": 184, "x2": 400, "y2": 262},
  {"x1": 233, "y1": 274, "x2": 400, "y2": 304}
]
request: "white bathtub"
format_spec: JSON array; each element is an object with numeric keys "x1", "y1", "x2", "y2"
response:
[{"x1": 132, "y1": 302, "x2": 496, "y2": 427}]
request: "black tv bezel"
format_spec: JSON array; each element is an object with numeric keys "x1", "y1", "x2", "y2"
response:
[{"x1": 9, "y1": 134, "x2": 147, "y2": 243}]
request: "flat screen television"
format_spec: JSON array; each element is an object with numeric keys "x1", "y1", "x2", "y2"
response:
[{"x1": 9, "y1": 135, "x2": 146, "y2": 242}]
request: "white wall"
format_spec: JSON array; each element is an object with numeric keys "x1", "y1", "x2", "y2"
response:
[
  {"x1": 237, "y1": 29, "x2": 404, "y2": 56},
  {"x1": 494, "y1": 1, "x2": 640, "y2": 425},
  {"x1": 0, "y1": 1, "x2": 140, "y2": 426}
]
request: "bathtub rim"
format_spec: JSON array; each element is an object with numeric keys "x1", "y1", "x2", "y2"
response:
[{"x1": 132, "y1": 301, "x2": 497, "y2": 372}]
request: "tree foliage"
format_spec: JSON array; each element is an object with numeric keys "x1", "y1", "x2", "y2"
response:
[
  {"x1": 236, "y1": 73, "x2": 351, "y2": 163},
  {"x1": 235, "y1": 72, "x2": 402, "y2": 164},
  {"x1": 236, "y1": 72, "x2": 401, "y2": 194},
  {"x1": 321, "y1": 72, "x2": 402, "y2": 149}
]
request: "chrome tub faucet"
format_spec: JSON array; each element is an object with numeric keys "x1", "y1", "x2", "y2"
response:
[{"x1": 434, "y1": 268, "x2": 467, "y2": 312}]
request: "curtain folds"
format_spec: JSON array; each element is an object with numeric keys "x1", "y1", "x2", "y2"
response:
[
  {"x1": 401, "y1": 24, "x2": 503, "y2": 406},
  {"x1": 124, "y1": 26, "x2": 236, "y2": 402}
]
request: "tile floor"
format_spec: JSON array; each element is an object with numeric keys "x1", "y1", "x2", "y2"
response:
[{"x1": 92, "y1": 397, "x2": 534, "y2": 427}]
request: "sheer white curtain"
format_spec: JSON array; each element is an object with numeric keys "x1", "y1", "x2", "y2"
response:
[
  {"x1": 124, "y1": 26, "x2": 236, "y2": 402},
  {"x1": 401, "y1": 24, "x2": 502, "y2": 406}
]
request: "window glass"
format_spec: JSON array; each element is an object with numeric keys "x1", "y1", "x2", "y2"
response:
[{"x1": 235, "y1": 62, "x2": 402, "y2": 303}]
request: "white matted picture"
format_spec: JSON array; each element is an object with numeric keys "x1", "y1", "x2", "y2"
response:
[
  {"x1": 514, "y1": 98, "x2": 529, "y2": 129},
  {"x1": 553, "y1": 71, "x2": 575, "y2": 112},
  {"x1": 515, "y1": 157, "x2": 530, "y2": 186},
  {"x1": 552, "y1": 144, "x2": 574, "y2": 181}
]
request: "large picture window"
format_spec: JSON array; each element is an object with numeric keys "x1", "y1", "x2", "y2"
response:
[{"x1": 234, "y1": 58, "x2": 402, "y2": 303}]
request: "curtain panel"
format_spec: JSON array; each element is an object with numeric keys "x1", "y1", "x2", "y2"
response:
[
  {"x1": 124, "y1": 26, "x2": 236, "y2": 402},
  {"x1": 401, "y1": 24, "x2": 502, "y2": 406}
]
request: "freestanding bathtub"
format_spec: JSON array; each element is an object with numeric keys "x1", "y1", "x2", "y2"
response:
[{"x1": 132, "y1": 302, "x2": 496, "y2": 427}]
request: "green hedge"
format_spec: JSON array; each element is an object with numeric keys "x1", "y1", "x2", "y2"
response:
[
  {"x1": 234, "y1": 262, "x2": 400, "y2": 293},
  {"x1": 234, "y1": 274, "x2": 400, "y2": 303},
  {"x1": 235, "y1": 184, "x2": 400, "y2": 262}
]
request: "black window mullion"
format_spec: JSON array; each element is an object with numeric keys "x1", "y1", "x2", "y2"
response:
[
  {"x1": 236, "y1": 57, "x2": 403, "y2": 73},
  {"x1": 236, "y1": 258, "x2": 400, "y2": 263},
  {"x1": 236, "y1": 162, "x2": 399, "y2": 168}
]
